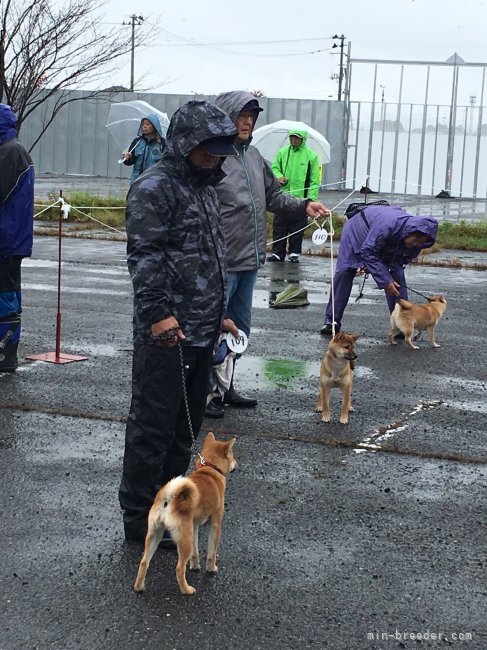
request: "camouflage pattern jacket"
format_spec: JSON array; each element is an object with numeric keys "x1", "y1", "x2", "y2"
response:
[{"x1": 125, "y1": 100, "x2": 237, "y2": 347}]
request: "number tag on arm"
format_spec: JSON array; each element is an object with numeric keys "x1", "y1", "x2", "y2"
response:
[{"x1": 226, "y1": 329, "x2": 248, "y2": 353}]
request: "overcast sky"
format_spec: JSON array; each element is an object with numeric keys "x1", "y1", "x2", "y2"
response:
[{"x1": 102, "y1": 0, "x2": 486, "y2": 106}]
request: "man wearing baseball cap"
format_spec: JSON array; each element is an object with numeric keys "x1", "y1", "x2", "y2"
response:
[
  {"x1": 119, "y1": 100, "x2": 239, "y2": 545},
  {"x1": 205, "y1": 90, "x2": 330, "y2": 418}
]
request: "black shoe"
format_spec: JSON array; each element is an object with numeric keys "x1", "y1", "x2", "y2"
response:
[
  {"x1": 320, "y1": 324, "x2": 339, "y2": 336},
  {"x1": 224, "y1": 388, "x2": 257, "y2": 408},
  {"x1": 205, "y1": 397, "x2": 225, "y2": 418},
  {"x1": 266, "y1": 254, "x2": 283, "y2": 262},
  {"x1": 288, "y1": 254, "x2": 299, "y2": 263}
]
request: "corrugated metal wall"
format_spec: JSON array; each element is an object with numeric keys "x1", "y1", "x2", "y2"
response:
[{"x1": 20, "y1": 90, "x2": 344, "y2": 186}]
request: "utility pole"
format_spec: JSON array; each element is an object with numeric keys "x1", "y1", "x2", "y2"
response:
[
  {"x1": 123, "y1": 14, "x2": 144, "y2": 92},
  {"x1": 331, "y1": 34, "x2": 346, "y2": 101}
]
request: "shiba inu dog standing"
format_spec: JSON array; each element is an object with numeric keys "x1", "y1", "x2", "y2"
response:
[
  {"x1": 316, "y1": 332, "x2": 359, "y2": 424},
  {"x1": 134, "y1": 432, "x2": 237, "y2": 596},
  {"x1": 389, "y1": 295, "x2": 447, "y2": 350}
]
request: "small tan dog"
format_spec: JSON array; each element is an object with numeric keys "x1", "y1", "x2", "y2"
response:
[
  {"x1": 134, "y1": 432, "x2": 237, "y2": 596},
  {"x1": 389, "y1": 295, "x2": 447, "y2": 350},
  {"x1": 316, "y1": 332, "x2": 359, "y2": 424}
]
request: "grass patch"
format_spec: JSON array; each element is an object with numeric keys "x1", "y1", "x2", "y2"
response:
[
  {"x1": 35, "y1": 191, "x2": 126, "y2": 229},
  {"x1": 268, "y1": 212, "x2": 487, "y2": 252},
  {"x1": 34, "y1": 191, "x2": 487, "y2": 252},
  {"x1": 437, "y1": 220, "x2": 487, "y2": 251}
]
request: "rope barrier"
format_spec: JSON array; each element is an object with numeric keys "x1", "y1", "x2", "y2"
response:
[
  {"x1": 34, "y1": 203, "x2": 125, "y2": 210},
  {"x1": 69, "y1": 206, "x2": 126, "y2": 235}
]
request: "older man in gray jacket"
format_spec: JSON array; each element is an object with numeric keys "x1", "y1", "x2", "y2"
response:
[{"x1": 205, "y1": 90, "x2": 330, "y2": 418}]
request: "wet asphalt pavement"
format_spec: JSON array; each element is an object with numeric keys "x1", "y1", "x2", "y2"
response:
[{"x1": 1, "y1": 237, "x2": 486, "y2": 650}]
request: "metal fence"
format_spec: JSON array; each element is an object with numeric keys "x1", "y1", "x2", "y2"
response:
[
  {"x1": 20, "y1": 90, "x2": 344, "y2": 186},
  {"x1": 345, "y1": 57, "x2": 487, "y2": 198}
]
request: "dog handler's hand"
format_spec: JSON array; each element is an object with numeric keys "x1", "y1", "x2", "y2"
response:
[
  {"x1": 306, "y1": 201, "x2": 331, "y2": 218},
  {"x1": 222, "y1": 318, "x2": 239, "y2": 337},
  {"x1": 384, "y1": 280, "x2": 400, "y2": 297},
  {"x1": 151, "y1": 316, "x2": 185, "y2": 347}
]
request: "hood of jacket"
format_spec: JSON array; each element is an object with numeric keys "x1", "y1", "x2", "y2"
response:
[
  {"x1": 288, "y1": 128, "x2": 308, "y2": 147},
  {"x1": 0, "y1": 103, "x2": 18, "y2": 145},
  {"x1": 137, "y1": 113, "x2": 165, "y2": 139},
  {"x1": 399, "y1": 215, "x2": 438, "y2": 247},
  {"x1": 162, "y1": 100, "x2": 237, "y2": 174},
  {"x1": 215, "y1": 90, "x2": 263, "y2": 125}
]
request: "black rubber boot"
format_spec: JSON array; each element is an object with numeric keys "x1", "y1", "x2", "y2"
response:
[
  {"x1": 0, "y1": 315, "x2": 21, "y2": 373},
  {"x1": 224, "y1": 370, "x2": 257, "y2": 408},
  {"x1": 205, "y1": 396, "x2": 225, "y2": 419}
]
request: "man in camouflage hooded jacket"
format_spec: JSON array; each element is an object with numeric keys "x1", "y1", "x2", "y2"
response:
[{"x1": 119, "y1": 100, "x2": 238, "y2": 543}]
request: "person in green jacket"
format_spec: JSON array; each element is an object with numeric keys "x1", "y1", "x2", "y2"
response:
[{"x1": 268, "y1": 129, "x2": 321, "y2": 263}]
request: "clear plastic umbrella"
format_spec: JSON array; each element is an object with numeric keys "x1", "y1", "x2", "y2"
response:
[
  {"x1": 251, "y1": 119, "x2": 331, "y2": 164},
  {"x1": 106, "y1": 100, "x2": 170, "y2": 163}
]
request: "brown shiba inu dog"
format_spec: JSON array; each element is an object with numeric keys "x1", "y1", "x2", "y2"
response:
[
  {"x1": 316, "y1": 332, "x2": 359, "y2": 424},
  {"x1": 389, "y1": 295, "x2": 447, "y2": 350},
  {"x1": 134, "y1": 432, "x2": 237, "y2": 596}
]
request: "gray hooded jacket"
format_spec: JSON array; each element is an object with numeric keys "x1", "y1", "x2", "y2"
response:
[
  {"x1": 215, "y1": 91, "x2": 307, "y2": 272},
  {"x1": 126, "y1": 100, "x2": 237, "y2": 346}
]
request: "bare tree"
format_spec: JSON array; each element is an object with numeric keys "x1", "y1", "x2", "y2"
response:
[{"x1": 0, "y1": 0, "x2": 154, "y2": 150}]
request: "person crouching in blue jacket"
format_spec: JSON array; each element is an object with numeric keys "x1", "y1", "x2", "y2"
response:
[
  {"x1": 320, "y1": 202, "x2": 438, "y2": 336},
  {"x1": 0, "y1": 103, "x2": 35, "y2": 372},
  {"x1": 123, "y1": 113, "x2": 165, "y2": 184}
]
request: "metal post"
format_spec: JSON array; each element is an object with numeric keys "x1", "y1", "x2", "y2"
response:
[
  {"x1": 341, "y1": 40, "x2": 352, "y2": 189},
  {"x1": 473, "y1": 67, "x2": 486, "y2": 198},
  {"x1": 445, "y1": 63, "x2": 459, "y2": 193},
  {"x1": 391, "y1": 65, "x2": 404, "y2": 195},
  {"x1": 417, "y1": 66, "x2": 431, "y2": 196},
  {"x1": 366, "y1": 64, "x2": 378, "y2": 182},
  {"x1": 54, "y1": 190, "x2": 63, "y2": 359}
]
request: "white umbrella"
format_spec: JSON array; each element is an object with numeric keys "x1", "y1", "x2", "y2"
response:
[
  {"x1": 106, "y1": 100, "x2": 170, "y2": 163},
  {"x1": 251, "y1": 119, "x2": 331, "y2": 164}
]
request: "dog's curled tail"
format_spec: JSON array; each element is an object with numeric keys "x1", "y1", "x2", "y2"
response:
[
  {"x1": 160, "y1": 476, "x2": 199, "y2": 518},
  {"x1": 398, "y1": 298, "x2": 414, "y2": 310}
]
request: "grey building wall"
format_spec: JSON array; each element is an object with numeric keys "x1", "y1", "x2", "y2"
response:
[{"x1": 19, "y1": 90, "x2": 344, "y2": 186}]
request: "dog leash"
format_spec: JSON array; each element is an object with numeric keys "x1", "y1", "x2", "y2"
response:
[
  {"x1": 401, "y1": 285, "x2": 432, "y2": 300},
  {"x1": 177, "y1": 342, "x2": 205, "y2": 464},
  {"x1": 354, "y1": 271, "x2": 369, "y2": 302}
]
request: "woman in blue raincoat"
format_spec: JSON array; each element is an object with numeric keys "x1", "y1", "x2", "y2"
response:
[
  {"x1": 0, "y1": 103, "x2": 34, "y2": 371},
  {"x1": 320, "y1": 202, "x2": 438, "y2": 336},
  {"x1": 123, "y1": 113, "x2": 165, "y2": 184}
]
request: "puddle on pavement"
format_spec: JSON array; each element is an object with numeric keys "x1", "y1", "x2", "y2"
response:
[
  {"x1": 59, "y1": 342, "x2": 128, "y2": 357},
  {"x1": 236, "y1": 355, "x2": 374, "y2": 391},
  {"x1": 23, "y1": 283, "x2": 127, "y2": 296},
  {"x1": 446, "y1": 400, "x2": 487, "y2": 413},
  {"x1": 24, "y1": 259, "x2": 127, "y2": 275}
]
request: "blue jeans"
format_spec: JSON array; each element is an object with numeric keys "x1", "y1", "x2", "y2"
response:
[{"x1": 225, "y1": 270, "x2": 258, "y2": 338}]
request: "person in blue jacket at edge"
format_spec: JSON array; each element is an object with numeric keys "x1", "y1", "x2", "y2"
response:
[
  {"x1": 320, "y1": 201, "x2": 438, "y2": 336},
  {"x1": 123, "y1": 113, "x2": 165, "y2": 184},
  {"x1": 0, "y1": 103, "x2": 35, "y2": 372}
]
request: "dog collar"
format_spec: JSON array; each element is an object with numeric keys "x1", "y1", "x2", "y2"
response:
[{"x1": 196, "y1": 455, "x2": 225, "y2": 477}]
